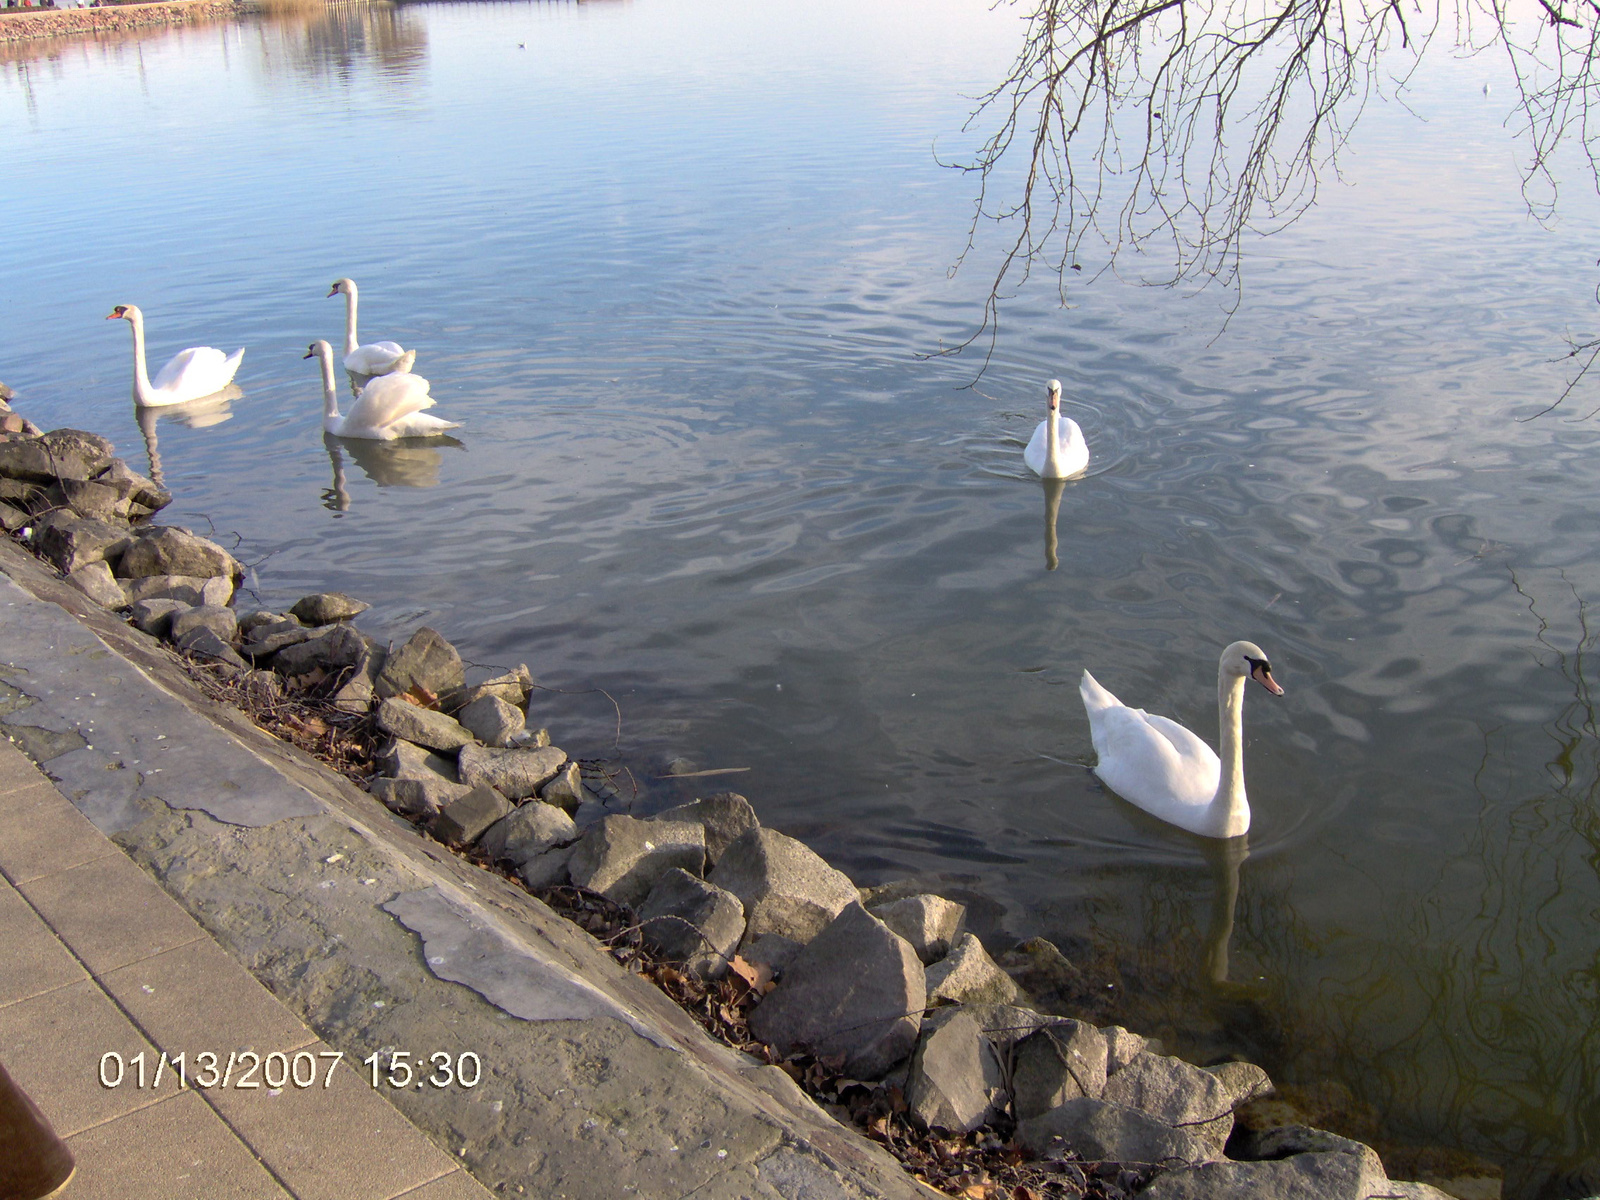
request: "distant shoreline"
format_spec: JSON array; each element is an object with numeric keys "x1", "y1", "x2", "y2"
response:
[{"x1": 0, "y1": 0, "x2": 244, "y2": 44}]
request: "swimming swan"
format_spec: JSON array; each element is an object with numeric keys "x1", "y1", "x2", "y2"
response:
[
  {"x1": 1024, "y1": 379, "x2": 1088, "y2": 478},
  {"x1": 304, "y1": 340, "x2": 458, "y2": 440},
  {"x1": 1080, "y1": 641, "x2": 1284, "y2": 838},
  {"x1": 328, "y1": 278, "x2": 417, "y2": 376},
  {"x1": 106, "y1": 305, "x2": 244, "y2": 407}
]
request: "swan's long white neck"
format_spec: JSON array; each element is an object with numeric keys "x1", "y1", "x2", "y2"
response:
[
  {"x1": 1213, "y1": 669, "x2": 1250, "y2": 838},
  {"x1": 341, "y1": 283, "x2": 360, "y2": 357},
  {"x1": 126, "y1": 308, "x2": 153, "y2": 403},
  {"x1": 316, "y1": 347, "x2": 342, "y2": 421}
]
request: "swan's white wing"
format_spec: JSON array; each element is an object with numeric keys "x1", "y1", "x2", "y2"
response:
[
  {"x1": 1142, "y1": 713, "x2": 1216, "y2": 764},
  {"x1": 149, "y1": 345, "x2": 244, "y2": 403},
  {"x1": 344, "y1": 341, "x2": 414, "y2": 376},
  {"x1": 346, "y1": 372, "x2": 434, "y2": 432},
  {"x1": 388, "y1": 412, "x2": 461, "y2": 437},
  {"x1": 1057, "y1": 417, "x2": 1090, "y2": 475},
  {"x1": 1023, "y1": 419, "x2": 1050, "y2": 476},
  {"x1": 1081, "y1": 668, "x2": 1221, "y2": 816}
]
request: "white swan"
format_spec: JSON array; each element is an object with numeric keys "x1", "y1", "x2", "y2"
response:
[
  {"x1": 328, "y1": 278, "x2": 417, "y2": 376},
  {"x1": 106, "y1": 305, "x2": 244, "y2": 407},
  {"x1": 1024, "y1": 379, "x2": 1088, "y2": 479},
  {"x1": 304, "y1": 341, "x2": 459, "y2": 440},
  {"x1": 1080, "y1": 641, "x2": 1284, "y2": 838}
]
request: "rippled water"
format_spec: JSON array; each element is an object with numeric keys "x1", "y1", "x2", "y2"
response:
[{"x1": 7, "y1": 1, "x2": 1600, "y2": 1190}]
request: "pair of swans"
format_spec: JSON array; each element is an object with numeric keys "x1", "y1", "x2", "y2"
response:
[{"x1": 314, "y1": 280, "x2": 455, "y2": 439}]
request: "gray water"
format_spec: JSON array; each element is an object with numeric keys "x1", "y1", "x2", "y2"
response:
[{"x1": 6, "y1": 1, "x2": 1600, "y2": 1190}]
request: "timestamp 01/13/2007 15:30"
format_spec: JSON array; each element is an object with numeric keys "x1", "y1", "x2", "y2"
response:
[{"x1": 96, "y1": 1049, "x2": 484, "y2": 1092}]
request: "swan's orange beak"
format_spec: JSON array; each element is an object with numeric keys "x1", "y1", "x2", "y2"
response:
[
  {"x1": 1250, "y1": 660, "x2": 1284, "y2": 696},
  {"x1": 105, "y1": 308, "x2": 124, "y2": 320},
  {"x1": 326, "y1": 285, "x2": 339, "y2": 298}
]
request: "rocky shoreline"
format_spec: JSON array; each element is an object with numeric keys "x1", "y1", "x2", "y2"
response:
[
  {"x1": 0, "y1": 393, "x2": 1488, "y2": 1200},
  {"x1": 0, "y1": 0, "x2": 241, "y2": 43}
]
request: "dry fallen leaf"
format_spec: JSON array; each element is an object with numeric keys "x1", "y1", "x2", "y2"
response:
[
  {"x1": 401, "y1": 684, "x2": 439, "y2": 709},
  {"x1": 727, "y1": 954, "x2": 773, "y2": 992}
]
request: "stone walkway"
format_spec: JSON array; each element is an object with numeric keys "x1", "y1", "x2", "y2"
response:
[{"x1": 0, "y1": 737, "x2": 491, "y2": 1200}]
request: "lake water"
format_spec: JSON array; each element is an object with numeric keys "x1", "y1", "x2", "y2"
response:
[{"x1": 6, "y1": 0, "x2": 1600, "y2": 1191}]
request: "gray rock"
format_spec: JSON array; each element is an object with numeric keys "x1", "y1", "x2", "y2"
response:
[
  {"x1": 479, "y1": 802, "x2": 576, "y2": 867},
  {"x1": 1015, "y1": 1097, "x2": 1216, "y2": 1165},
  {"x1": 518, "y1": 843, "x2": 574, "y2": 889},
  {"x1": 116, "y1": 526, "x2": 241, "y2": 581},
  {"x1": 239, "y1": 621, "x2": 317, "y2": 659},
  {"x1": 58, "y1": 478, "x2": 127, "y2": 522},
  {"x1": 457, "y1": 666, "x2": 532, "y2": 708},
  {"x1": 90, "y1": 457, "x2": 169, "y2": 516},
  {"x1": 457, "y1": 743, "x2": 566, "y2": 801},
  {"x1": 748, "y1": 903, "x2": 924, "y2": 1080},
  {"x1": 272, "y1": 624, "x2": 367, "y2": 679},
  {"x1": 430, "y1": 784, "x2": 512, "y2": 847},
  {"x1": 128, "y1": 598, "x2": 187, "y2": 638},
  {"x1": 905, "y1": 1010, "x2": 1005, "y2": 1133},
  {"x1": 0, "y1": 500, "x2": 29, "y2": 533},
  {"x1": 173, "y1": 625, "x2": 248, "y2": 670},
  {"x1": 926, "y1": 933, "x2": 1020, "y2": 1006},
  {"x1": 1229, "y1": 1124, "x2": 1383, "y2": 1168},
  {"x1": 869, "y1": 894, "x2": 965, "y2": 965},
  {"x1": 1012, "y1": 1019, "x2": 1109, "y2": 1120},
  {"x1": 1204, "y1": 1060, "x2": 1274, "y2": 1109},
  {"x1": 639, "y1": 869, "x2": 745, "y2": 979},
  {"x1": 922, "y1": 1003, "x2": 1069, "y2": 1057},
  {"x1": 538, "y1": 761, "x2": 584, "y2": 810},
  {"x1": 517, "y1": 726, "x2": 551, "y2": 749},
  {"x1": 1138, "y1": 1151, "x2": 1387, "y2": 1199},
  {"x1": 0, "y1": 435, "x2": 101, "y2": 484},
  {"x1": 169, "y1": 604, "x2": 238, "y2": 645},
  {"x1": 378, "y1": 737, "x2": 460, "y2": 783},
  {"x1": 376, "y1": 697, "x2": 474, "y2": 753},
  {"x1": 34, "y1": 515, "x2": 129, "y2": 575},
  {"x1": 566, "y1": 815, "x2": 707, "y2": 908},
  {"x1": 1102, "y1": 1052, "x2": 1236, "y2": 1157},
  {"x1": 290, "y1": 592, "x2": 370, "y2": 625},
  {"x1": 995, "y1": 936, "x2": 1087, "y2": 1007},
  {"x1": 1104, "y1": 1025, "x2": 1149, "y2": 1073},
  {"x1": 708, "y1": 828, "x2": 859, "y2": 946},
  {"x1": 369, "y1": 777, "x2": 443, "y2": 819},
  {"x1": 651, "y1": 792, "x2": 759, "y2": 867},
  {"x1": 375, "y1": 626, "x2": 464, "y2": 702},
  {"x1": 121, "y1": 574, "x2": 233, "y2": 607},
  {"x1": 736, "y1": 932, "x2": 804, "y2": 977},
  {"x1": 456, "y1": 694, "x2": 525, "y2": 748},
  {"x1": 66, "y1": 561, "x2": 128, "y2": 609},
  {"x1": 37, "y1": 428, "x2": 115, "y2": 471},
  {"x1": 237, "y1": 610, "x2": 297, "y2": 636},
  {"x1": 330, "y1": 643, "x2": 385, "y2": 714}
]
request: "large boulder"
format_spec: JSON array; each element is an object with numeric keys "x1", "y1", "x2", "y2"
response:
[
  {"x1": 905, "y1": 1009, "x2": 1005, "y2": 1133},
  {"x1": 926, "y1": 933, "x2": 1020, "y2": 1006},
  {"x1": 375, "y1": 627, "x2": 464, "y2": 701},
  {"x1": 747, "y1": 903, "x2": 924, "y2": 1080},
  {"x1": 90, "y1": 458, "x2": 169, "y2": 517},
  {"x1": 1011, "y1": 1019, "x2": 1109, "y2": 1120},
  {"x1": 33, "y1": 515, "x2": 129, "y2": 575},
  {"x1": 375, "y1": 697, "x2": 474, "y2": 753},
  {"x1": 0, "y1": 433, "x2": 107, "y2": 484},
  {"x1": 1138, "y1": 1151, "x2": 1392, "y2": 1200},
  {"x1": 708, "y1": 828, "x2": 859, "y2": 945},
  {"x1": 1102, "y1": 1052, "x2": 1236, "y2": 1157},
  {"x1": 456, "y1": 695, "x2": 525, "y2": 748},
  {"x1": 374, "y1": 739, "x2": 470, "y2": 812},
  {"x1": 651, "y1": 793, "x2": 759, "y2": 867},
  {"x1": 121, "y1": 574, "x2": 233, "y2": 607},
  {"x1": 457, "y1": 743, "x2": 566, "y2": 801},
  {"x1": 290, "y1": 592, "x2": 369, "y2": 625},
  {"x1": 479, "y1": 802, "x2": 576, "y2": 867},
  {"x1": 870, "y1": 894, "x2": 965, "y2": 965},
  {"x1": 116, "y1": 526, "x2": 241, "y2": 581},
  {"x1": 566, "y1": 815, "x2": 706, "y2": 908},
  {"x1": 638, "y1": 869, "x2": 745, "y2": 980},
  {"x1": 1015, "y1": 1097, "x2": 1216, "y2": 1165}
]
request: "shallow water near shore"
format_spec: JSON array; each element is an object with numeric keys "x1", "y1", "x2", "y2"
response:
[{"x1": 7, "y1": 0, "x2": 1600, "y2": 1191}]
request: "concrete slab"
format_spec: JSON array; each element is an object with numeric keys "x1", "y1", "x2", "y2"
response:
[
  {"x1": 17, "y1": 849, "x2": 204, "y2": 975},
  {"x1": 63, "y1": 1090, "x2": 293, "y2": 1200},
  {"x1": 0, "y1": 878, "x2": 88, "y2": 1006},
  {"x1": 391, "y1": 1172, "x2": 496, "y2": 1200},
  {"x1": 0, "y1": 780, "x2": 118, "y2": 884}
]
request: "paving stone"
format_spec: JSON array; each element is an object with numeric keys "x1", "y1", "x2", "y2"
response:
[
  {"x1": 651, "y1": 792, "x2": 759, "y2": 867},
  {"x1": 457, "y1": 743, "x2": 565, "y2": 801},
  {"x1": 429, "y1": 784, "x2": 513, "y2": 847},
  {"x1": 17, "y1": 850, "x2": 203, "y2": 976},
  {"x1": 868, "y1": 893, "x2": 965, "y2": 965},
  {"x1": 748, "y1": 903, "x2": 924, "y2": 1080},
  {"x1": 567, "y1": 814, "x2": 707, "y2": 908},
  {"x1": 639, "y1": 868, "x2": 745, "y2": 979},
  {"x1": 376, "y1": 697, "x2": 474, "y2": 754},
  {"x1": 0, "y1": 882, "x2": 88, "y2": 1006},
  {"x1": 0, "y1": 792, "x2": 118, "y2": 885},
  {"x1": 925, "y1": 933, "x2": 1020, "y2": 1006},
  {"x1": 708, "y1": 827, "x2": 859, "y2": 946}
]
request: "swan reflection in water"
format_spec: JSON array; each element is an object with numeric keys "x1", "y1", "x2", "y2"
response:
[
  {"x1": 135, "y1": 387, "x2": 239, "y2": 487},
  {"x1": 1200, "y1": 834, "x2": 1249, "y2": 988},
  {"x1": 1042, "y1": 476, "x2": 1067, "y2": 571},
  {"x1": 322, "y1": 433, "x2": 463, "y2": 512}
]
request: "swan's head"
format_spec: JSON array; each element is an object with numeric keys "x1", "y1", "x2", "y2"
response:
[
  {"x1": 106, "y1": 305, "x2": 139, "y2": 322},
  {"x1": 304, "y1": 340, "x2": 334, "y2": 363},
  {"x1": 1221, "y1": 640, "x2": 1284, "y2": 696},
  {"x1": 1046, "y1": 378, "x2": 1061, "y2": 412},
  {"x1": 327, "y1": 278, "x2": 355, "y2": 298}
]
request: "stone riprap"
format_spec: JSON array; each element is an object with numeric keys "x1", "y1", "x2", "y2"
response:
[
  {"x1": 0, "y1": 405, "x2": 1476, "y2": 1200},
  {"x1": 0, "y1": 0, "x2": 240, "y2": 43}
]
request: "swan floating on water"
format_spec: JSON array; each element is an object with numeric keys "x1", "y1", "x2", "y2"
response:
[
  {"x1": 328, "y1": 278, "x2": 417, "y2": 376},
  {"x1": 1080, "y1": 641, "x2": 1284, "y2": 838},
  {"x1": 304, "y1": 340, "x2": 458, "y2": 440},
  {"x1": 106, "y1": 305, "x2": 244, "y2": 407},
  {"x1": 1024, "y1": 379, "x2": 1088, "y2": 479}
]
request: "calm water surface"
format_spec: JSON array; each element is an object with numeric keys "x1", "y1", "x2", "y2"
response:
[{"x1": 7, "y1": 1, "x2": 1600, "y2": 1190}]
